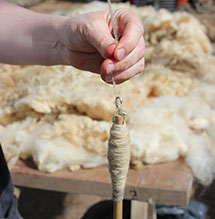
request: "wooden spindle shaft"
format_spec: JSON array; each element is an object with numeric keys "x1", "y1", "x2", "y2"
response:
[
  {"x1": 114, "y1": 200, "x2": 123, "y2": 219},
  {"x1": 113, "y1": 114, "x2": 124, "y2": 219},
  {"x1": 114, "y1": 114, "x2": 124, "y2": 125}
]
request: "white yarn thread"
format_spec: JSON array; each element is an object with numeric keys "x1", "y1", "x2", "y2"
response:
[
  {"x1": 108, "y1": 121, "x2": 131, "y2": 202},
  {"x1": 107, "y1": 0, "x2": 119, "y2": 41},
  {"x1": 107, "y1": 0, "x2": 118, "y2": 98}
]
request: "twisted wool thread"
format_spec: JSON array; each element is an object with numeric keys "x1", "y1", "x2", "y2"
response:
[
  {"x1": 108, "y1": 120, "x2": 131, "y2": 202},
  {"x1": 107, "y1": 0, "x2": 119, "y2": 94}
]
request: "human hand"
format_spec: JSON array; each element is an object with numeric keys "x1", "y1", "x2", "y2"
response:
[{"x1": 60, "y1": 9, "x2": 145, "y2": 84}]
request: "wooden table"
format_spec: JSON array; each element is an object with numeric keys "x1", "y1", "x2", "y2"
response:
[{"x1": 12, "y1": 158, "x2": 193, "y2": 209}]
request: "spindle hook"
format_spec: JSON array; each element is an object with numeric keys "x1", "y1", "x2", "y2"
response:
[
  {"x1": 115, "y1": 96, "x2": 122, "y2": 110},
  {"x1": 113, "y1": 96, "x2": 127, "y2": 124}
]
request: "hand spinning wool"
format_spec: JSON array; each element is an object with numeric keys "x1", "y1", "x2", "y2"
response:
[{"x1": 2, "y1": 1, "x2": 215, "y2": 218}]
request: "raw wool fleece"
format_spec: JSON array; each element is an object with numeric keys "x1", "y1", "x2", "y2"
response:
[
  {"x1": 0, "y1": 114, "x2": 110, "y2": 172},
  {"x1": 0, "y1": 65, "x2": 151, "y2": 123},
  {"x1": 0, "y1": 2, "x2": 215, "y2": 186},
  {"x1": 129, "y1": 97, "x2": 215, "y2": 185},
  {"x1": 141, "y1": 7, "x2": 215, "y2": 81},
  {"x1": 65, "y1": 1, "x2": 134, "y2": 17}
]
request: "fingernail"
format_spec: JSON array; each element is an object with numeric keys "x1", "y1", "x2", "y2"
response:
[
  {"x1": 117, "y1": 48, "x2": 125, "y2": 60},
  {"x1": 106, "y1": 63, "x2": 115, "y2": 74},
  {"x1": 105, "y1": 74, "x2": 113, "y2": 82}
]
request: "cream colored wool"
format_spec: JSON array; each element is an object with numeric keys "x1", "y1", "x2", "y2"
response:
[
  {"x1": 129, "y1": 96, "x2": 215, "y2": 185},
  {"x1": 0, "y1": 64, "x2": 195, "y2": 125},
  {"x1": 142, "y1": 10, "x2": 211, "y2": 53},
  {"x1": 0, "y1": 2, "x2": 215, "y2": 186},
  {"x1": 0, "y1": 65, "x2": 115, "y2": 122},
  {"x1": 142, "y1": 10, "x2": 215, "y2": 79},
  {"x1": 108, "y1": 121, "x2": 130, "y2": 202},
  {"x1": 0, "y1": 114, "x2": 109, "y2": 172},
  {"x1": 66, "y1": 1, "x2": 133, "y2": 17}
]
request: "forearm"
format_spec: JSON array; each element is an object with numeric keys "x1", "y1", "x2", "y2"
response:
[{"x1": 0, "y1": 0, "x2": 68, "y2": 65}]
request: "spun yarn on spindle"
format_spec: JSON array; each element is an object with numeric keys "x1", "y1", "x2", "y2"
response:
[{"x1": 108, "y1": 115, "x2": 131, "y2": 202}]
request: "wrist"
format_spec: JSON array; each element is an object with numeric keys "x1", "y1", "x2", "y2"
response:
[
  {"x1": 55, "y1": 16, "x2": 78, "y2": 66},
  {"x1": 37, "y1": 14, "x2": 71, "y2": 66},
  {"x1": 0, "y1": 1, "x2": 72, "y2": 66}
]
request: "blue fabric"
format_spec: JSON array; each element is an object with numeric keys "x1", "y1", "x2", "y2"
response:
[
  {"x1": 157, "y1": 200, "x2": 208, "y2": 219},
  {"x1": 0, "y1": 144, "x2": 22, "y2": 219}
]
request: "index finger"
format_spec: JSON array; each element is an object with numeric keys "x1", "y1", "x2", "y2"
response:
[{"x1": 113, "y1": 9, "x2": 144, "y2": 61}]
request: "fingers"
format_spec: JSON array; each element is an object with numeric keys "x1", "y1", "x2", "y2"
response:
[
  {"x1": 66, "y1": 50, "x2": 104, "y2": 73},
  {"x1": 100, "y1": 9, "x2": 145, "y2": 84},
  {"x1": 113, "y1": 9, "x2": 144, "y2": 61},
  {"x1": 67, "y1": 9, "x2": 145, "y2": 83},
  {"x1": 86, "y1": 12, "x2": 117, "y2": 59},
  {"x1": 101, "y1": 36, "x2": 145, "y2": 75},
  {"x1": 101, "y1": 56, "x2": 145, "y2": 84},
  {"x1": 100, "y1": 18, "x2": 145, "y2": 84}
]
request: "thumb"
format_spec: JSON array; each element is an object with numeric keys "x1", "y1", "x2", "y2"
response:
[{"x1": 89, "y1": 24, "x2": 117, "y2": 58}]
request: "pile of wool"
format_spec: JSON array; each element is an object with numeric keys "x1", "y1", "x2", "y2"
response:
[
  {"x1": 181, "y1": 3, "x2": 215, "y2": 42},
  {"x1": 0, "y1": 114, "x2": 109, "y2": 171},
  {"x1": 0, "y1": 65, "x2": 149, "y2": 123},
  {"x1": 141, "y1": 8, "x2": 215, "y2": 81},
  {"x1": 0, "y1": 64, "x2": 194, "y2": 125},
  {"x1": 0, "y1": 2, "x2": 215, "y2": 186},
  {"x1": 129, "y1": 96, "x2": 215, "y2": 185},
  {"x1": 65, "y1": 1, "x2": 134, "y2": 17},
  {"x1": 1, "y1": 64, "x2": 215, "y2": 185}
]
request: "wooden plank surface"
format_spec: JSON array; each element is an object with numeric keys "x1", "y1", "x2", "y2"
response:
[{"x1": 11, "y1": 158, "x2": 193, "y2": 207}]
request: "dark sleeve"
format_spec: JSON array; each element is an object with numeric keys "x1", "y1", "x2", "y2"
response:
[{"x1": 0, "y1": 144, "x2": 22, "y2": 219}]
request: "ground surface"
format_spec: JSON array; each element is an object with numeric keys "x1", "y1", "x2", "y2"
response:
[
  {"x1": 18, "y1": 188, "x2": 106, "y2": 219},
  {"x1": 17, "y1": 184, "x2": 215, "y2": 219}
]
